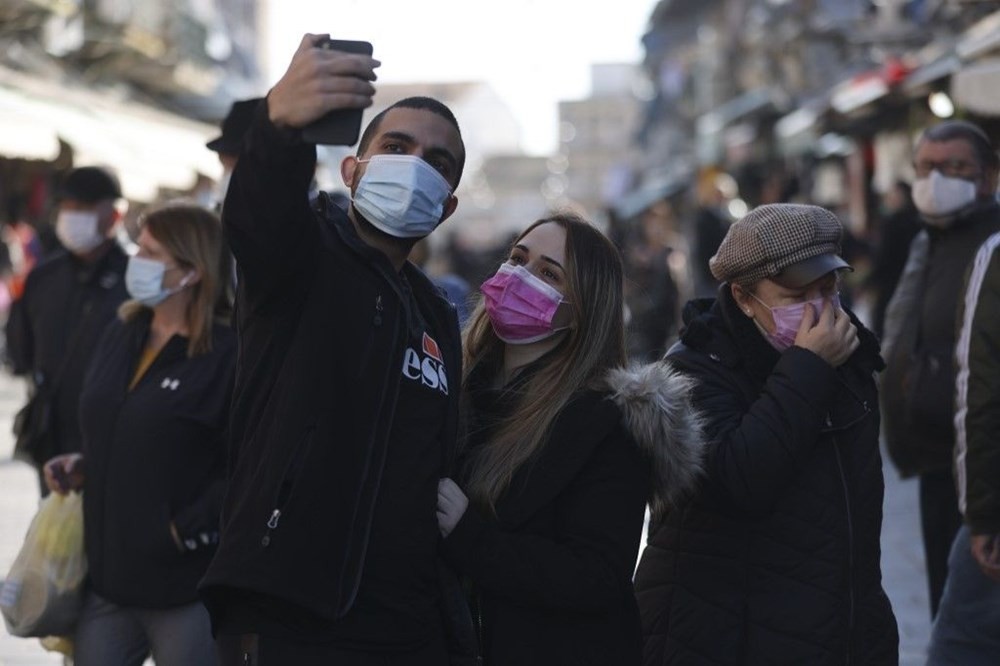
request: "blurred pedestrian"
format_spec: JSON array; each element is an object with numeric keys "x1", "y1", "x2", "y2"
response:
[
  {"x1": 436, "y1": 212, "x2": 703, "y2": 665},
  {"x1": 199, "y1": 34, "x2": 469, "y2": 665},
  {"x1": 926, "y1": 215, "x2": 1000, "y2": 665},
  {"x1": 43, "y1": 202, "x2": 235, "y2": 666},
  {"x1": 4, "y1": 166, "x2": 128, "y2": 493},
  {"x1": 881, "y1": 119, "x2": 1000, "y2": 618},
  {"x1": 410, "y1": 237, "x2": 472, "y2": 327},
  {"x1": 635, "y1": 204, "x2": 898, "y2": 665},
  {"x1": 623, "y1": 203, "x2": 681, "y2": 362},
  {"x1": 205, "y1": 97, "x2": 264, "y2": 212},
  {"x1": 863, "y1": 180, "x2": 921, "y2": 339}
]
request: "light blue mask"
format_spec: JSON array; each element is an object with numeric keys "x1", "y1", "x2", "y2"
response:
[
  {"x1": 125, "y1": 256, "x2": 192, "y2": 307},
  {"x1": 352, "y1": 155, "x2": 453, "y2": 239}
]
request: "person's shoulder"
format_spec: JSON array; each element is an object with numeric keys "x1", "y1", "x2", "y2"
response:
[{"x1": 23, "y1": 249, "x2": 71, "y2": 285}]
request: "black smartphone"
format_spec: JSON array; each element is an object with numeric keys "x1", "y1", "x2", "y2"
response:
[{"x1": 300, "y1": 39, "x2": 374, "y2": 146}]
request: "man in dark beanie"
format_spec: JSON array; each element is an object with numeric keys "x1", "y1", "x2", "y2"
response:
[{"x1": 4, "y1": 165, "x2": 129, "y2": 493}]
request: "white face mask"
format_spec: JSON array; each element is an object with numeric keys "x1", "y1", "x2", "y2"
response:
[
  {"x1": 912, "y1": 170, "x2": 978, "y2": 227},
  {"x1": 351, "y1": 155, "x2": 453, "y2": 239},
  {"x1": 125, "y1": 256, "x2": 192, "y2": 307},
  {"x1": 56, "y1": 210, "x2": 105, "y2": 254}
]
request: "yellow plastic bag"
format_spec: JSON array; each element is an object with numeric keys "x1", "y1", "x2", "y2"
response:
[{"x1": 0, "y1": 491, "x2": 86, "y2": 638}]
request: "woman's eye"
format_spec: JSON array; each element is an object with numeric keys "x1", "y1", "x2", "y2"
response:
[{"x1": 509, "y1": 255, "x2": 524, "y2": 265}]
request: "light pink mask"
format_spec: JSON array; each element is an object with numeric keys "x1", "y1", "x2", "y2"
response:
[
  {"x1": 481, "y1": 263, "x2": 567, "y2": 344},
  {"x1": 752, "y1": 293, "x2": 841, "y2": 351}
]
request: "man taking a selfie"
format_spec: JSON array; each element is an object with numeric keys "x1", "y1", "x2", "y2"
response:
[{"x1": 199, "y1": 34, "x2": 467, "y2": 665}]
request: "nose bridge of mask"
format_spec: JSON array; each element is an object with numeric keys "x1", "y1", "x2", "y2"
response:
[
  {"x1": 360, "y1": 155, "x2": 451, "y2": 194},
  {"x1": 752, "y1": 291, "x2": 832, "y2": 315},
  {"x1": 505, "y1": 263, "x2": 565, "y2": 306}
]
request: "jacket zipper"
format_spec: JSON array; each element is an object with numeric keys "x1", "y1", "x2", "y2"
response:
[
  {"x1": 832, "y1": 434, "x2": 855, "y2": 666},
  {"x1": 475, "y1": 591, "x2": 485, "y2": 665},
  {"x1": 261, "y1": 427, "x2": 315, "y2": 547}
]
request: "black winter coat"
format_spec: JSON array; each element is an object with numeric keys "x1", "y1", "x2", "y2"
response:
[
  {"x1": 6, "y1": 245, "x2": 128, "y2": 461},
  {"x1": 442, "y1": 361, "x2": 704, "y2": 666},
  {"x1": 199, "y1": 104, "x2": 463, "y2": 623},
  {"x1": 635, "y1": 289, "x2": 898, "y2": 665},
  {"x1": 80, "y1": 312, "x2": 235, "y2": 607}
]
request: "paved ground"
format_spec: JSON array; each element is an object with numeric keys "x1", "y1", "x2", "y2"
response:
[{"x1": 0, "y1": 369, "x2": 931, "y2": 665}]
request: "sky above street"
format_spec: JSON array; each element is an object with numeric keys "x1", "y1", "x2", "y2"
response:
[{"x1": 264, "y1": 0, "x2": 658, "y2": 155}]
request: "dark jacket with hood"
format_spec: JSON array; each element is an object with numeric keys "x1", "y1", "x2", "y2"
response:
[
  {"x1": 442, "y1": 361, "x2": 704, "y2": 666},
  {"x1": 635, "y1": 288, "x2": 898, "y2": 665},
  {"x1": 80, "y1": 311, "x2": 235, "y2": 607},
  {"x1": 199, "y1": 104, "x2": 464, "y2": 626}
]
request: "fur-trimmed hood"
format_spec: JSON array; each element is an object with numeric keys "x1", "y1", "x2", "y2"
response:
[{"x1": 604, "y1": 361, "x2": 706, "y2": 519}]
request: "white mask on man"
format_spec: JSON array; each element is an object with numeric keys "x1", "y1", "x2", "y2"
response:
[
  {"x1": 912, "y1": 170, "x2": 977, "y2": 228},
  {"x1": 55, "y1": 210, "x2": 106, "y2": 253}
]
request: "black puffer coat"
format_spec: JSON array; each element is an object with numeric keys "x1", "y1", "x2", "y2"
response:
[{"x1": 635, "y1": 288, "x2": 898, "y2": 665}]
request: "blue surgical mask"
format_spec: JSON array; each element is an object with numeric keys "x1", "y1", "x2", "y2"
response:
[
  {"x1": 125, "y1": 256, "x2": 192, "y2": 307},
  {"x1": 352, "y1": 155, "x2": 453, "y2": 239}
]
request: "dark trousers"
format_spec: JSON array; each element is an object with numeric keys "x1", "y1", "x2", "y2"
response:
[
  {"x1": 918, "y1": 468, "x2": 964, "y2": 619},
  {"x1": 215, "y1": 632, "x2": 448, "y2": 666}
]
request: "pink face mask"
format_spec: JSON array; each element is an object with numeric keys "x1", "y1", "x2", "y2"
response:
[
  {"x1": 752, "y1": 293, "x2": 841, "y2": 351},
  {"x1": 481, "y1": 263, "x2": 567, "y2": 344}
]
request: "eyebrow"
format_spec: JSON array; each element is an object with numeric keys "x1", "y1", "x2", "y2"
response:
[
  {"x1": 379, "y1": 130, "x2": 459, "y2": 172},
  {"x1": 513, "y1": 244, "x2": 565, "y2": 271}
]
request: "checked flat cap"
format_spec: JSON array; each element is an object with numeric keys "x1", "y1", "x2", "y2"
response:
[{"x1": 709, "y1": 203, "x2": 851, "y2": 287}]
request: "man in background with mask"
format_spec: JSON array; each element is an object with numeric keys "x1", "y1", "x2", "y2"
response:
[
  {"x1": 881, "y1": 119, "x2": 1000, "y2": 619},
  {"x1": 199, "y1": 34, "x2": 468, "y2": 665},
  {"x1": 4, "y1": 165, "x2": 128, "y2": 493}
]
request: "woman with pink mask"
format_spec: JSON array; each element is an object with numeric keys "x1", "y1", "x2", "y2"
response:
[
  {"x1": 634, "y1": 204, "x2": 898, "y2": 665},
  {"x1": 435, "y1": 212, "x2": 704, "y2": 665}
]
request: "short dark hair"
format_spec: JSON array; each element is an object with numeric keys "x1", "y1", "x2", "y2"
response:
[
  {"x1": 58, "y1": 166, "x2": 122, "y2": 203},
  {"x1": 357, "y1": 96, "x2": 466, "y2": 186},
  {"x1": 919, "y1": 120, "x2": 999, "y2": 171}
]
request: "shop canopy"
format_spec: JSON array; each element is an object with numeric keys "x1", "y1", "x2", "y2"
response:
[{"x1": 0, "y1": 66, "x2": 221, "y2": 202}]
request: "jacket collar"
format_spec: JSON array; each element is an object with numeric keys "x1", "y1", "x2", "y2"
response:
[{"x1": 464, "y1": 356, "x2": 707, "y2": 526}]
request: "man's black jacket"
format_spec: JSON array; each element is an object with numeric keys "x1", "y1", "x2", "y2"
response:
[
  {"x1": 5, "y1": 245, "x2": 128, "y2": 461},
  {"x1": 199, "y1": 106, "x2": 463, "y2": 622}
]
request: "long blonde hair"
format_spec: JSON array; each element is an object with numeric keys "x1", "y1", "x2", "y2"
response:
[
  {"x1": 119, "y1": 202, "x2": 229, "y2": 356},
  {"x1": 462, "y1": 212, "x2": 627, "y2": 512}
]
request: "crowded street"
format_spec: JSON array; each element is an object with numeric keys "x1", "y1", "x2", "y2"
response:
[
  {"x1": 3, "y1": 1, "x2": 1000, "y2": 664},
  {"x1": 0, "y1": 364, "x2": 932, "y2": 664}
]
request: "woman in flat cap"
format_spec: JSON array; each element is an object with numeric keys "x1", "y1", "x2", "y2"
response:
[{"x1": 635, "y1": 203, "x2": 898, "y2": 665}]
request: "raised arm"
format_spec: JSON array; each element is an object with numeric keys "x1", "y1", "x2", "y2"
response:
[{"x1": 223, "y1": 34, "x2": 378, "y2": 301}]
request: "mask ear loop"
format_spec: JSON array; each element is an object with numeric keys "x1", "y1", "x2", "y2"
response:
[{"x1": 163, "y1": 270, "x2": 196, "y2": 299}]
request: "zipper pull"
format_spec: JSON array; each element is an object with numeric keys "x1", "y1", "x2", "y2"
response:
[
  {"x1": 261, "y1": 509, "x2": 281, "y2": 548},
  {"x1": 374, "y1": 295, "x2": 383, "y2": 326}
]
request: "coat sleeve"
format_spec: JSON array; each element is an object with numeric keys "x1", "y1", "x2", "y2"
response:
[
  {"x1": 441, "y1": 430, "x2": 649, "y2": 612},
  {"x1": 955, "y1": 235, "x2": 1000, "y2": 535},
  {"x1": 223, "y1": 96, "x2": 321, "y2": 307},
  {"x1": 684, "y1": 347, "x2": 839, "y2": 518},
  {"x1": 4, "y1": 280, "x2": 33, "y2": 375}
]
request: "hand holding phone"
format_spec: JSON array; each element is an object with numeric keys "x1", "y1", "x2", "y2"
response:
[{"x1": 301, "y1": 39, "x2": 375, "y2": 146}]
